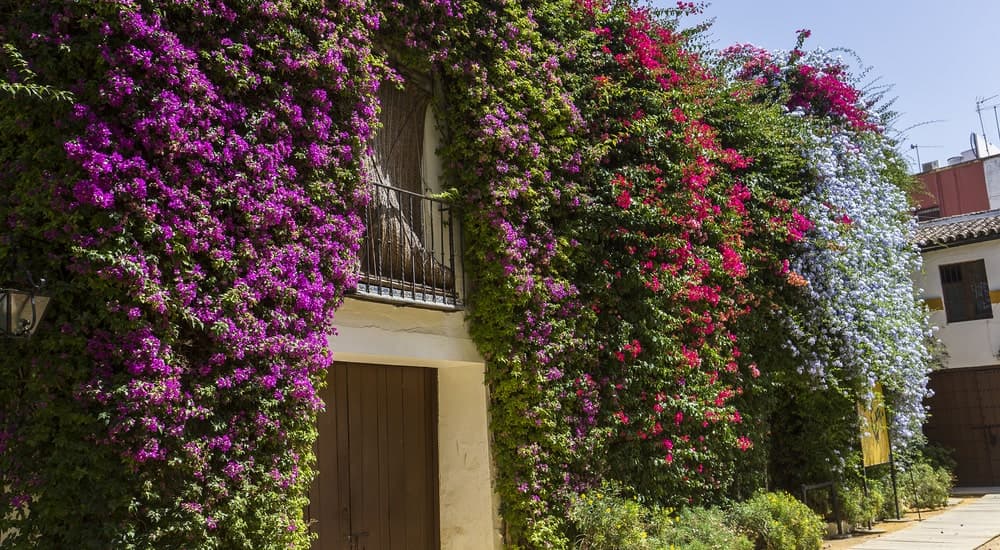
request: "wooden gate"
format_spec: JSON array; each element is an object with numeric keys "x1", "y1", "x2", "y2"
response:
[
  {"x1": 309, "y1": 363, "x2": 439, "y2": 550},
  {"x1": 924, "y1": 365, "x2": 1000, "y2": 485}
]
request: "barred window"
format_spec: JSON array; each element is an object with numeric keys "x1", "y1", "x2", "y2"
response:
[{"x1": 940, "y1": 260, "x2": 993, "y2": 323}]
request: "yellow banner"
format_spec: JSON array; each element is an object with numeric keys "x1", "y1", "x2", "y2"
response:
[{"x1": 858, "y1": 383, "x2": 890, "y2": 467}]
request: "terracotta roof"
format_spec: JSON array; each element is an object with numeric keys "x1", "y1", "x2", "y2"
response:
[{"x1": 915, "y1": 209, "x2": 1000, "y2": 249}]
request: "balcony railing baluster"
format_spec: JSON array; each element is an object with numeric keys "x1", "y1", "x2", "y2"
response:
[{"x1": 355, "y1": 182, "x2": 462, "y2": 309}]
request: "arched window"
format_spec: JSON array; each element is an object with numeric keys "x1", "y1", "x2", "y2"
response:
[{"x1": 359, "y1": 73, "x2": 461, "y2": 306}]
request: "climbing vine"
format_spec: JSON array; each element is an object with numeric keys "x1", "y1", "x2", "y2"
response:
[
  {"x1": 1, "y1": 1, "x2": 382, "y2": 547},
  {"x1": 724, "y1": 34, "x2": 932, "y2": 489},
  {"x1": 0, "y1": 2, "x2": 930, "y2": 549},
  {"x1": 389, "y1": 1, "x2": 816, "y2": 545}
]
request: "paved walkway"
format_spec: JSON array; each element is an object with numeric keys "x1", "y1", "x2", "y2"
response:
[{"x1": 850, "y1": 492, "x2": 1000, "y2": 549}]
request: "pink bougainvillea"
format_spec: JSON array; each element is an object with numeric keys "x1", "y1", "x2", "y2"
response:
[
  {"x1": 386, "y1": 0, "x2": 813, "y2": 543},
  {"x1": 724, "y1": 30, "x2": 878, "y2": 131}
]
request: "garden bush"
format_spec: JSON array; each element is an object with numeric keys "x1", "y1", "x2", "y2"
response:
[
  {"x1": 729, "y1": 491, "x2": 825, "y2": 550},
  {"x1": 877, "y1": 470, "x2": 908, "y2": 519},
  {"x1": 920, "y1": 444, "x2": 957, "y2": 475},
  {"x1": 567, "y1": 486, "x2": 655, "y2": 550},
  {"x1": 872, "y1": 455, "x2": 953, "y2": 518},
  {"x1": 838, "y1": 480, "x2": 886, "y2": 527},
  {"x1": 902, "y1": 461, "x2": 952, "y2": 510},
  {"x1": 567, "y1": 487, "x2": 751, "y2": 550},
  {"x1": 655, "y1": 506, "x2": 753, "y2": 550}
]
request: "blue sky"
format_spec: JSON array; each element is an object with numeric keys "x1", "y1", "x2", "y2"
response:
[{"x1": 660, "y1": 0, "x2": 1000, "y2": 172}]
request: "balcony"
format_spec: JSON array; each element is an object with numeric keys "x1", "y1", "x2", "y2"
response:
[{"x1": 355, "y1": 181, "x2": 463, "y2": 309}]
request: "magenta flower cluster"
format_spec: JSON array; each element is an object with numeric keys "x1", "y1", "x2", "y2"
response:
[
  {"x1": 2, "y1": 0, "x2": 383, "y2": 545},
  {"x1": 723, "y1": 31, "x2": 877, "y2": 131}
]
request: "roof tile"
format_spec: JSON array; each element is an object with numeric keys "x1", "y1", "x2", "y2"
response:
[{"x1": 915, "y1": 209, "x2": 1000, "y2": 249}]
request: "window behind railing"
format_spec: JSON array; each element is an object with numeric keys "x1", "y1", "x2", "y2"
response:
[{"x1": 354, "y1": 74, "x2": 463, "y2": 308}]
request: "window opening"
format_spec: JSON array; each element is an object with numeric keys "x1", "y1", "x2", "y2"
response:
[
  {"x1": 940, "y1": 259, "x2": 993, "y2": 323},
  {"x1": 358, "y1": 76, "x2": 461, "y2": 307}
]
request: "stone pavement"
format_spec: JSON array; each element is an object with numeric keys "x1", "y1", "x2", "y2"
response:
[{"x1": 850, "y1": 491, "x2": 1000, "y2": 549}]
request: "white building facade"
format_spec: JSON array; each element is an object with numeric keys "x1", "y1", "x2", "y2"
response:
[{"x1": 915, "y1": 210, "x2": 1000, "y2": 486}]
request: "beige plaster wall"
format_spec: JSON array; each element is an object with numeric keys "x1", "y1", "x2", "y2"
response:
[
  {"x1": 437, "y1": 364, "x2": 502, "y2": 550},
  {"x1": 330, "y1": 297, "x2": 500, "y2": 549},
  {"x1": 332, "y1": 297, "x2": 480, "y2": 368}
]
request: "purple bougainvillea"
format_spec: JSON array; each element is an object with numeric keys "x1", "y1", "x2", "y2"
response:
[{"x1": 1, "y1": 1, "x2": 383, "y2": 546}]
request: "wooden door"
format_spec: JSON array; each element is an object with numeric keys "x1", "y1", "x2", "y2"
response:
[
  {"x1": 976, "y1": 368, "x2": 1000, "y2": 482},
  {"x1": 310, "y1": 363, "x2": 439, "y2": 550},
  {"x1": 924, "y1": 365, "x2": 1000, "y2": 485}
]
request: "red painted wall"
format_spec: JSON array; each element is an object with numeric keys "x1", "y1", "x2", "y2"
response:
[{"x1": 915, "y1": 160, "x2": 990, "y2": 216}]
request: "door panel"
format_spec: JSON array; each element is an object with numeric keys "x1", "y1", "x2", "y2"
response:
[
  {"x1": 310, "y1": 363, "x2": 439, "y2": 550},
  {"x1": 976, "y1": 369, "x2": 1000, "y2": 483},
  {"x1": 925, "y1": 366, "x2": 1000, "y2": 485},
  {"x1": 385, "y1": 366, "x2": 407, "y2": 546},
  {"x1": 309, "y1": 363, "x2": 351, "y2": 548},
  {"x1": 401, "y1": 368, "x2": 432, "y2": 546}
]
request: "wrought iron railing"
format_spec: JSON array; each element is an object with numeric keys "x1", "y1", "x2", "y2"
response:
[{"x1": 355, "y1": 182, "x2": 463, "y2": 308}]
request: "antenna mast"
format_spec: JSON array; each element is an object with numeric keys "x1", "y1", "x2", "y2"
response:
[
  {"x1": 976, "y1": 94, "x2": 999, "y2": 141},
  {"x1": 909, "y1": 144, "x2": 943, "y2": 172},
  {"x1": 994, "y1": 105, "x2": 1000, "y2": 151}
]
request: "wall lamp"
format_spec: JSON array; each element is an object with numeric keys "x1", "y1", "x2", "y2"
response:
[{"x1": 1, "y1": 274, "x2": 50, "y2": 338}]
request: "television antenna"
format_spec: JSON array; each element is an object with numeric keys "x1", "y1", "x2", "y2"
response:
[
  {"x1": 909, "y1": 143, "x2": 942, "y2": 169},
  {"x1": 975, "y1": 94, "x2": 1000, "y2": 141}
]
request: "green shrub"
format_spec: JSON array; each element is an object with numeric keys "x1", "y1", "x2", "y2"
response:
[
  {"x1": 871, "y1": 449, "x2": 955, "y2": 518},
  {"x1": 838, "y1": 481, "x2": 886, "y2": 527},
  {"x1": 729, "y1": 491, "x2": 825, "y2": 550},
  {"x1": 656, "y1": 507, "x2": 753, "y2": 550},
  {"x1": 920, "y1": 444, "x2": 957, "y2": 472},
  {"x1": 567, "y1": 488, "x2": 752, "y2": 550},
  {"x1": 567, "y1": 487, "x2": 654, "y2": 550},
  {"x1": 902, "y1": 461, "x2": 952, "y2": 510},
  {"x1": 878, "y1": 476, "x2": 907, "y2": 519}
]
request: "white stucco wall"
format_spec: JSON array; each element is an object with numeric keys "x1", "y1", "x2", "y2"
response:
[
  {"x1": 330, "y1": 297, "x2": 500, "y2": 549},
  {"x1": 984, "y1": 156, "x2": 1000, "y2": 210},
  {"x1": 422, "y1": 104, "x2": 443, "y2": 197},
  {"x1": 437, "y1": 364, "x2": 502, "y2": 550},
  {"x1": 917, "y1": 239, "x2": 1000, "y2": 368}
]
